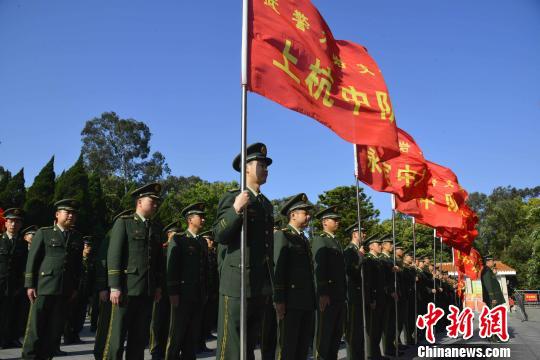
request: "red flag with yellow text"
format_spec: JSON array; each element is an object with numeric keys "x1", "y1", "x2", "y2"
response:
[
  {"x1": 355, "y1": 128, "x2": 429, "y2": 201},
  {"x1": 248, "y1": 0, "x2": 399, "y2": 157},
  {"x1": 453, "y1": 247, "x2": 483, "y2": 281}
]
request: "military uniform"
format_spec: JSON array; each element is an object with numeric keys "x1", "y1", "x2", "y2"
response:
[
  {"x1": 103, "y1": 183, "x2": 164, "y2": 360},
  {"x1": 362, "y1": 236, "x2": 384, "y2": 359},
  {"x1": 311, "y1": 206, "x2": 346, "y2": 360},
  {"x1": 343, "y1": 223, "x2": 364, "y2": 360},
  {"x1": 0, "y1": 208, "x2": 28, "y2": 348},
  {"x1": 401, "y1": 259, "x2": 417, "y2": 345},
  {"x1": 199, "y1": 230, "x2": 219, "y2": 352},
  {"x1": 214, "y1": 142, "x2": 274, "y2": 360},
  {"x1": 22, "y1": 200, "x2": 84, "y2": 359},
  {"x1": 378, "y1": 235, "x2": 398, "y2": 356},
  {"x1": 273, "y1": 194, "x2": 316, "y2": 360},
  {"x1": 481, "y1": 256, "x2": 505, "y2": 309},
  {"x1": 165, "y1": 204, "x2": 208, "y2": 360}
]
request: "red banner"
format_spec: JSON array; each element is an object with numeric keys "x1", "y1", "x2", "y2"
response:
[
  {"x1": 356, "y1": 128, "x2": 429, "y2": 201},
  {"x1": 249, "y1": 0, "x2": 399, "y2": 156},
  {"x1": 453, "y1": 247, "x2": 483, "y2": 281}
]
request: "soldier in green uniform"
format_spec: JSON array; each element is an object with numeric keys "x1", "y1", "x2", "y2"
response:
[
  {"x1": 261, "y1": 220, "x2": 280, "y2": 360},
  {"x1": 362, "y1": 234, "x2": 384, "y2": 359},
  {"x1": 273, "y1": 193, "x2": 315, "y2": 360},
  {"x1": 22, "y1": 225, "x2": 38, "y2": 249},
  {"x1": 393, "y1": 245, "x2": 408, "y2": 350},
  {"x1": 18, "y1": 225, "x2": 37, "y2": 342},
  {"x1": 343, "y1": 222, "x2": 365, "y2": 360},
  {"x1": 104, "y1": 183, "x2": 164, "y2": 360},
  {"x1": 165, "y1": 203, "x2": 208, "y2": 360},
  {"x1": 1, "y1": 208, "x2": 27, "y2": 349},
  {"x1": 22, "y1": 199, "x2": 84, "y2": 359},
  {"x1": 213, "y1": 142, "x2": 274, "y2": 360},
  {"x1": 311, "y1": 206, "x2": 346, "y2": 360},
  {"x1": 401, "y1": 253, "x2": 417, "y2": 345},
  {"x1": 150, "y1": 220, "x2": 179, "y2": 360},
  {"x1": 481, "y1": 255, "x2": 505, "y2": 342},
  {"x1": 93, "y1": 209, "x2": 132, "y2": 360},
  {"x1": 199, "y1": 230, "x2": 218, "y2": 353}
]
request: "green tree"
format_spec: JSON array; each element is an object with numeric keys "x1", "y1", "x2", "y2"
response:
[
  {"x1": 24, "y1": 157, "x2": 55, "y2": 227},
  {"x1": 0, "y1": 166, "x2": 11, "y2": 193},
  {"x1": 55, "y1": 155, "x2": 91, "y2": 234},
  {"x1": 0, "y1": 168, "x2": 26, "y2": 209},
  {"x1": 80, "y1": 112, "x2": 170, "y2": 190},
  {"x1": 313, "y1": 185, "x2": 379, "y2": 245}
]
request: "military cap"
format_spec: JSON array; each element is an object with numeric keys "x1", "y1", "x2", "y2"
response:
[
  {"x1": 404, "y1": 252, "x2": 413, "y2": 258},
  {"x1": 363, "y1": 232, "x2": 381, "y2": 246},
  {"x1": 200, "y1": 230, "x2": 214, "y2": 239},
  {"x1": 113, "y1": 209, "x2": 133, "y2": 222},
  {"x1": 4, "y1": 208, "x2": 24, "y2": 220},
  {"x1": 379, "y1": 233, "x2": 394, "y2": 243},
  {"x1": 163, "y1": 220, "x2": 182, "y2": 234},
  {"x1": 130, "y1": 182, "x2": 162, "y2": 200},
  {"x1": 394, "y1": 243, "x2": 404, "y2": 250},
  {"x1": 181, "y1": 202, "x2": 206, "y2": 218},
  {"x1": 232, "y1": 142, "x2": 273, "y2": 172},
  {"x1": 54, "y1": 199, "x2": 80, "y2": 212},
  {"x1": 484, "y1": 254, "x2": 494, "y2": 261},
  {"x1": 315, "y1": 206, "x2": 341, "y2": 220},
  {"x1": 83, "y1": 236, "x2": 93, "y2": 245},
  {"x1": 345, "y1": 222, "x2": 359, "y2": 234},
  {"x1": 21, "y1": 225, "x2": 38, "y2": 236},
  {"x1": 280, "y1": 193, "x2": 313, "y2": 216}
]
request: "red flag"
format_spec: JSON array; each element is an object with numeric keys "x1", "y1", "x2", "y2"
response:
[
  {"x1": 453, "y1": 247, "x2": 483, "y2": 280},
  {"x1": 437, "y1": 204, "x2": 478, "y2": 252},
  {"x1": 355, "y1": 128, "x2": 429, "y2": 201},
  {"x1": 249, "y1": 0, "x2": 399, "y2": 156}
]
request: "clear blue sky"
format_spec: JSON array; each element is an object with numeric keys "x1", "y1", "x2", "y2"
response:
[{"x1": 1, "y1": 0, "x2": 539, "y2": 219}]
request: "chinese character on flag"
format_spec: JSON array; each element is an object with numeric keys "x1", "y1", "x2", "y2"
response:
[{"x1": 248, "y1": 0, "x2": 400, "y2": 158}]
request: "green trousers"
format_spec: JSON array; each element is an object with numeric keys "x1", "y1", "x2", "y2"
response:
[
  {"x1": 93, "y1": 300, "x2": 112, "y2": 360},
  {"x1": 365, "y1": 300, "x2": 383, "y2": 359},
  {"x1": 165, "y1": 299, "x2": 203, "y2": 360},
  {"x1": 150, "y1": 296, "x2": 170, "y2": 358},
  {"x1": 381, "y1": 295, "x2": 397, "y2": 355},
  {"x1": 345, "y1": 302, "x2": 364, "y2": 360},
  {"x1": 102, "y1": 295, "x2": 153, "y2": 360},
  {"x1": 22, "y1": 295, "x2": 68, "y2": 359},
  {"x1": 216, "y1": 294, "x2": 266, "y2": 360},
  {"x1": 276, "y1": 308, "x2": 314, "y2": 360},
  {"x1": 313, "y1": 301, "x2": 345, "y2": 360},
  {"x1": 260, "y1": 298, "x2": 277, "y2": 360}
]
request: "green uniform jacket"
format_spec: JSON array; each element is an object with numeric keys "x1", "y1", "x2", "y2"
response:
[
  {"x1": 401, "y1": 265, "x2": 416, "y2": 300},
  {"x1": 0, "y1": 232, "x2": 27, "y2": 295},
  {"x1": 481, "y1": 267, "x2": 504, "y2": 307},
  {"x1": 379, "y1": 252, "x2": 395, "y2": 297},
  {"x1": 107, "y1": 214, "x2": 164, "y2": 296},
  {"x1": 213, "y1": 189, "x2": 274, "y2": 298},
  {"x1": 311, "y1": 232, "x2": 346, "y2": 302},
  {"x1": 166, "y1": 231, "x2": 208, "y2": 302},
  {"x1": 363, "y1": 253, "x2": 384, "y2": 305},
  {"x1": 344, "y1": 243, "x2": 364, "y2": 305},
  {"x1": 24, "y1": 225, "x2": 83, "y2": 295},
  {"x1": 273, "y1": 225, "x2": 316, "y2": 310}
]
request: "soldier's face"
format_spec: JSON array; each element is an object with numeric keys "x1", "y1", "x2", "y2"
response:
[
  {"x1": 138, "y1": 197, "x2": 158, "y2": 217},
  {"x1": 5, "y1": 218, "x2": 22, "y2": 234},
  {"x1": 188, "y1": 214, "x2": 205, "y2": 229},
  {"x1": 404, "y1": 255, "x2": 412, "y2": 264},
  {"x1": 246, "y1": 160, "x2": 268, "y2": 185},
  {"x1": 370, "y1": 242, "x2": 381, "y2": 254},
  {"x1": 323, "y1": 218, "x2": 339, "y2": 232},
  {"x1": 291, "y1": 209, "x2": 309, "y2": 227},
  {"x1": 486, "y1": 260, "x2": 494, "y2": 268},
  {"x1": 56, "y1": 210, "x2": 77, "y2": 228},
  {"x1": 382, "y1": 242, "x2": 393, "y2": 252},
  {"x1": 396, "y1": 249, "x2": 404, "y2": 257}
]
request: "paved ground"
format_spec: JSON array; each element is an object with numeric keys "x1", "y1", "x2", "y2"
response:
[{"x1": 2, "y1": 308, "x2": 539, "y2": 359}]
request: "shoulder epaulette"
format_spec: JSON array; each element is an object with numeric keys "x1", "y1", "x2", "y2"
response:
[
  {"x1": 227, "y1": 188, "x2": 241, "y2": 193},
  {"x1": 119, "y1": 214, "x2": 132, "y2": 219},
  {"x1": 39, "y1": 226, "x2": 54, "y2": 230}
]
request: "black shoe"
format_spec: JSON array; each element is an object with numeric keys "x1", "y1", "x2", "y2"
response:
[
  {"x1": 206, "y1": 334, "x2": 217, "y2": 340},
  {"x1": 198, "y1": 345, "x2": 213, "y2": 353},
  {"x1": 2, "y1": 340, "x2": 22, "y2": 349},
  {"x1": 54, "y1": 349, "x2": 68, "y2": 356},
  {"x1": 398, "y1": 344, "x2": 408, "y2": 350}
]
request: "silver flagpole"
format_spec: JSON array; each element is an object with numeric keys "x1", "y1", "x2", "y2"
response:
[
  {"x1": 353, "y1": 145, "x2": 368, "y2": 360},
  {"x1": 240, "y1": 0, "x2": 249, "y2": 356},
  {"x1": 391, "y1": 195, "x2": 399, "y2": 358},
  {"x1": 432, "y1": 228, "x2": 436, "y2": 305},
  {"x1": 440, "y1": 237, "x2": 443, "y2": 272},
  {"x1": 412, "y1": 217, "x2": 418, "y2": 344}
]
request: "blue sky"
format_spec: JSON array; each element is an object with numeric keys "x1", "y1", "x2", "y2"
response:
[{"x1": 1, "y1": 0, "x2": 539, "y2": 219}]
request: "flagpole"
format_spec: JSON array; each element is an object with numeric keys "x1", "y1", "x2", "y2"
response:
[
  {"x1": 391, "y1": 194, "x2": 399, "y2": 358},
  {"x1": 439, "y1": 237, "x2": 443, "y2": 276},
  {"x1": 353, "y1": 145, "x2": 368, "y2": 360},
  {"x1": 432, "y1": 228, "x2": 436, "y2": 305},
  {"x1": 240, "y1": 0, "x2": 249, "y2": 356},
  {"x1": 412, "y1": 217, "x2": 417, "y2": 344}
]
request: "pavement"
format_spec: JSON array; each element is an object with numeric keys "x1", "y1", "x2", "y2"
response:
[{"x1": 1, "y1": 308, "x2": 539, "y2": 359}]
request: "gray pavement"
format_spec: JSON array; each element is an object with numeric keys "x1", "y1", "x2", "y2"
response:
[{"x1": 1, "y1": 308, "x2": 539, "y2": 359}]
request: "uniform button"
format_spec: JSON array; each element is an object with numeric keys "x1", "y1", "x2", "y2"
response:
[
  {"x1": 265, "y1": 231, "x2": 269, "y2": 235},
  {"x1": 291, "y1": 284, "x2": 296, "y2": 288},
  {"x1": 265, "y1": 243, "x2": 269, "y2": 248},
  {"x1": 328, "y1": 280, "x2": 333, "y2": 284},
  {"x1": 41, "y1": 272, "x2": 45, "y2": 275}
]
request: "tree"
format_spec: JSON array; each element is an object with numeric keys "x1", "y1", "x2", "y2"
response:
[
  {"x1": 0, "y1": 166, "x2": 11, "y2": 193},
  {"x1": 55, "y1": 155, "x2": 91, "y2": 234},
  {"x1": 88, "y1": 173, "x2": 108, "y2": 240},
  {"x1": 0, "y1": 168, "x2": 26, "y2": 209},
  {"x1": 313, "y1": 185, "x2": 379, "y2": 245},
  {"x1": 80, "y1": 112, "x2": 170, "y2": 189},
  {"x1": 24, "y1": 157, "x2": 55, "y2": 227}
]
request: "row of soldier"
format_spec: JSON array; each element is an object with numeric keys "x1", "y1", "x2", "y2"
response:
[{"x1": 0, "y1": 141, "x2": 460, "y2": 360}]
